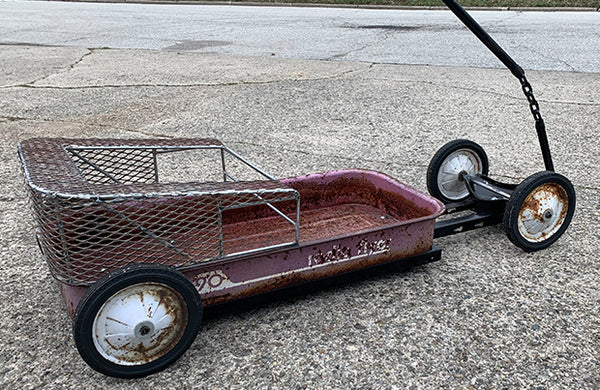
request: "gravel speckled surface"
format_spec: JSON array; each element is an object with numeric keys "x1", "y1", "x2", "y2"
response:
[{"x1": 0, "y1": 45, "x2": 598, "y2": 389}]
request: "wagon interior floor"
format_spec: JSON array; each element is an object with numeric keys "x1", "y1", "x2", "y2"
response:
[
  {"x1": 69, "y1": 203, "x2": 402, "y2": 274},
  {"x1": 221, "y1": 203, "x2": 399, "y2": 255}
]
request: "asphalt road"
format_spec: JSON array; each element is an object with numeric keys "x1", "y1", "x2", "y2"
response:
[
  {"x1": 1, "y1": 1, "x2": 600, "y2": 72},
  {"x1": 0, "y1": 2, "x2": 599, "y2": 390}
]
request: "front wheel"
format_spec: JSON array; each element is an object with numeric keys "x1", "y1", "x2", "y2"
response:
[
  {"x1": 73, "y1": 264, "x2": 202, "y2": 378},
  {"x1": 426, "y1": 139, "x2": 489, "y2": 203},
  {"x1": 503, "y1": 171, "x2": 575, "y2": 252}
]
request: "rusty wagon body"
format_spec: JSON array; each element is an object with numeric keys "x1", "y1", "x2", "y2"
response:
[{"x1": 18, "y1": 137, "x2": 445, "y2": 377}]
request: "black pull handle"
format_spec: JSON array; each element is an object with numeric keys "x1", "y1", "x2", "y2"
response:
[
  {"x1": 441, "y1": 0, "x2": 524, "y2": 79},
  {"x1": 442, "y1": 0, "x2": 554, "y2": 171}
]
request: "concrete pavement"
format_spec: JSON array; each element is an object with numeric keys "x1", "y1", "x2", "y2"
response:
[
  {"x1": 2, "y1": 1, "x2": 600, "y2": 72},
  {"x1": 0, "y1": 35, "x2": 599, "y2": 389}
]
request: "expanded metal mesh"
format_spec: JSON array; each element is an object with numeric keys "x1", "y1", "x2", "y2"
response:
[
  {"x1": 19, "y1": 138, "x2": 299, "y2": 286},
  {"x1": 67, "y1": 147, "x2": 157, "y2": 185}
]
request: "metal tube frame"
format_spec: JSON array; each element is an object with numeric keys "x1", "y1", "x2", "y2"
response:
[
  {"x1": 219, "y1": 145, "x2": 300, "y2": 253},
  {"x1": 60, "y1": 142, "x2": 301, "y2": 265}
]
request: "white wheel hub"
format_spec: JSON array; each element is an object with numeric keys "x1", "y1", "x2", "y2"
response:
[
  {"x1": 517, "y1": 183, "x2": 568, "y2": 242},
  {"x1": 92, "y1": 282, "x2": 188, "y2": 366},
  {"x1": 437, "y1": 149, "x2": 483, "y2": 200}
]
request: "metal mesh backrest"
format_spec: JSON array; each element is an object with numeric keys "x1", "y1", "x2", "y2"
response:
[
  {"x1": 19, "y1": 138, "x2": 299, "y2": 286},
  {"x1": 67, "y1": 147, "x2": 157, "y2": 184}
]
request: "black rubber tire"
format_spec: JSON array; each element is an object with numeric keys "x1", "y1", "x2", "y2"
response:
[
  {"x1": 503, "y1": 171, "x2": 576, "y2": 252},
  {"x1": 73, "y1": 264, "x2": 202, "y2": 378},
  {"x1": 426, "y1": 139, "x2": 489, "y2": 204}
]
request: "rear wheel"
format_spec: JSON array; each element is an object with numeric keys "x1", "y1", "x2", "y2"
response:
[
  {"x1": 427, "y1": 139, "x2": 489, "y2": 203},
  {"x1": 73, "y1": 264, "x2": 202, "y2": 378},
  {"x1": 503, "y1": 171, "x2": 575, "y2": 252}
]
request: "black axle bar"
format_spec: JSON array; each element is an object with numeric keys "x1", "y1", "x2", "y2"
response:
[{"x1": 434, "y1": 211, "x2": 503, "y2": 238}]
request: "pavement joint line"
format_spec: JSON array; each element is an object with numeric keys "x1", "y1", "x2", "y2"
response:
[
  {"x1": 367, "y1": 77, "x2": 600, "y2": 107},
  {"x1": 4, "y1": 62, "x2": 374, "y2": 90},
  {"x1": 5, "y1": 52, "x2": 595, "y2": 108},
  {"x1": 10, "y1": 49, "x2": 95, "y2": 88}
]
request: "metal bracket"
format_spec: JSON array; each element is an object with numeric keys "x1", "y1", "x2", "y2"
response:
[
  {"x1": 433, "y1": 173, "x2": 516, "y2": 238},
  {"x1": 462, "y1": 173, "x2": 515, "y2": 202}
]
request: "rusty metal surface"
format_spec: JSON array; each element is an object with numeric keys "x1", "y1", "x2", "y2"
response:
[
  {"x1": 184, "y1": 220, "x2": 437, "y2": 306},
  {"x1": 91, "y1": 282, "x2": 188, "y2": 365},
  {"x1": 17, "y1": 137, "x2": 293, "y2": 198},
  {"x1": 57, "y1": 168, "x2": 444, "y2": 312},
  {"x1": 518, "y1": 182, "x2": 569, "y2": 242},
  {"x1": 184, "y1": 170, "x2": 444, "y2": 306},
  {"x1": 282, "y1": 170, "x2": 437, "y2": 222},
  {"x1": 21, "y1": 137, "x2": 443, "y2": 301}
]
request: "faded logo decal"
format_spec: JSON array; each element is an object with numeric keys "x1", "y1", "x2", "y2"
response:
[
  {"x1": 308, "y1": 238, "x2": 391, "y2": 266},
  {"x1": 192, "y1": 270, "x2": 231, "y2": 293}
]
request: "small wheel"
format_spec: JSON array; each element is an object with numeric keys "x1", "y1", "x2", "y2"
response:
[
  {"x1": 73, "y1": 264, "x2": 202, "y2": 378},
  {"x1": 503, "y1": 171, "x2": 575, "y2": 252},
  {"x1": 427, "y1": 139, "x2": 489, "y2": 203}
]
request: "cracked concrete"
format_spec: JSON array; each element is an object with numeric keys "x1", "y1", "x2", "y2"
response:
[
  {"x1": 27, "y1": 47, "x2": 373, "y2": 89},
  {"x1": 0, "y1": 45, "x2": 91, "y2": 88},
  {"x1": 0, "y1": 44, "x2": 599, "y2": 389},
  {"x1": 2, "y1": 2, "x2": 599, "y2": 73},
  {"x1": 1, "y1": 44, "x2": 598, "y2": 184}
]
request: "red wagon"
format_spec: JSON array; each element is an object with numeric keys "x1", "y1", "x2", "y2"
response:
[{"x1": 19, "y1": 137, "x2": 446, "y2": 377}]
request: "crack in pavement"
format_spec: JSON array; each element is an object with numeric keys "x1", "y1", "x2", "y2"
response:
[
  {"x1": 94, "y1": 124, "x2": 177, "y2": 140},
  {"x1": 430, "y1": 79, "x2": 599, "y2": 107},
  {"x1": 229, "y1": 138, "x2": 431, "y2": 172},
  {"x1": 230, "y1": 139, "x2": 600, "y2": 190},
  {"x1": 518, "y1": 44, "x2": 576, "y2": 73},
  {"x1": 328, "y1": 22, "x2": 396, "y2": 61},
  {"x1": 0, "y1": 116, "x2": 30, "y2": 122},
  {"x1": 68, "y1": 49, "x2": 94, "y2": 71},
  {"x1": 368, "y1": 73, "x2": 600, "y2": 107},
  {"x1": 1, "y1": 64, "x2": 373, "y2": 90},
  {"x1": 0, "y1": 48, "x2": 94, "y2": 89},
  {"x1": 1, "y1": 51, "x2": 590, "y2": 109},
  {"x1": 0, "y1": 116, "x2": 158, "y2": 137},
  {"x1": 4, "y1": 116, "x2": 597, "y2": 191}
]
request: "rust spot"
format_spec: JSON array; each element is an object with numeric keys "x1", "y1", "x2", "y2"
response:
[
  {"x1": 105, "y1": 338, "x2": 122, "y2": 351},
  {"x1": 521, "y1": 191, "x2": 543, "y2": 222},
  {"x1": 133, "y1": 342, "x2": 147, "y2": 359},
  {"x1": 519, "y1": 183, "x2": 569, "y2": 239},
  {"x1": 98, "y1": 286, "x2": 189, "y2": 364},
  {"x1": 520, "y1": 183, "x2": 569, "y2": 224},
  {"x1": 220, "y1": 176, "x2": 430, "y2": 224}
]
